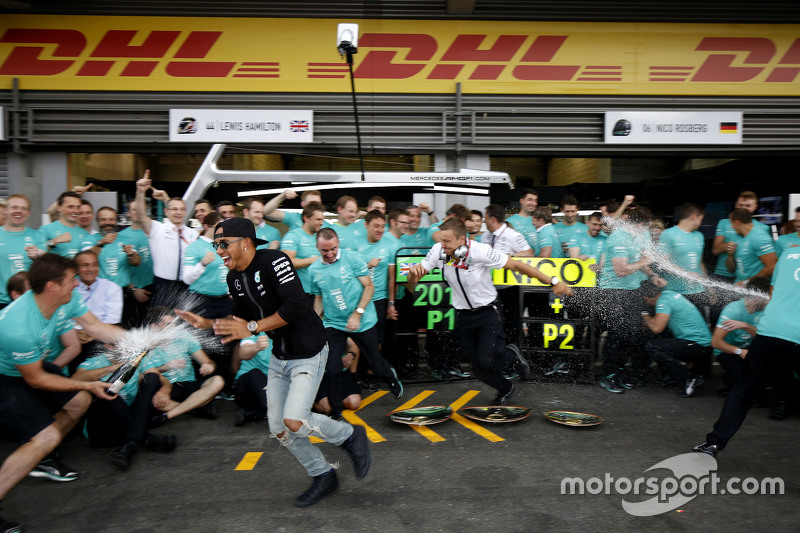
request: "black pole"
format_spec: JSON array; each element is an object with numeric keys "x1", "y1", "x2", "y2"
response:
[{"x1": 345, "y1": 51, "x2": 366, "y2": 182}]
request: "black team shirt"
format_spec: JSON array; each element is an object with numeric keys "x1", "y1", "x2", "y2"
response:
[{"x1": 227, "y1": 249, "x2": 326, "y2": 360}]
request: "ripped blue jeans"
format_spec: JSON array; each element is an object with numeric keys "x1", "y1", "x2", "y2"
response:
[{"x1": 266, "y1": 344, "x2": 354, "y2": 477}]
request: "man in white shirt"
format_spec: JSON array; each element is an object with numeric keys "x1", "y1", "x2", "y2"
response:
[
  {"x1": 73, "y1": 250, "x2": 123, "y2": 370},
  {"x1": 408, "y1": 219, "x2": 572, "y2": 405},
  {"x1": 133, "y1": 170, "x2": 199, "y2": 308},
  {"x1": 482, "y1": 204, "x2": 534, "y2": 353}
]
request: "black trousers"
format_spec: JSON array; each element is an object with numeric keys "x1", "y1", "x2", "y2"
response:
[
  {"x1": 497, "y1": 286, "x2": 521, "y2": 347},
  {"x1": 456, "y1": 303, "x2": 515, "y2": 395},
  {"x1": 646, "y1": 337, "x2": 711, "y2": 382},
  {"x1": 191, "y1": 292, "x2": 235, "y2": 392},
  {"x1": 234, "y1": 369, "x2": 267, "y2": 418},
  {"x1": 596, "y1": 289, "x2": 650, "y2": 375},
  {"x1": 85, "y1": 372, "x2": 161, "y2": 447},
  {"x1": 706, "y1": 335, "x2": 800, "y2": 449},
  {"x1": 326, "y1": 326, "x2": 394, "y2": 381}
]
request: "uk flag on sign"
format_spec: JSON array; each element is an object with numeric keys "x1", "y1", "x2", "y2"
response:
[
  {"x1": 399, "y1": 263, "x2": 414, "y2": 277},
  {"x1": 290, "y1": 120, "x2": 309, "y2": 132}
]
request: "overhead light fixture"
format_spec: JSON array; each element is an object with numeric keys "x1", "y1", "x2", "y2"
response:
[
  {"x1": 424, "y1": 185, "x2": 490, "y2": 195},
  {"x1": 239, "y1": 182, "x2": 418, "y2": 197}
]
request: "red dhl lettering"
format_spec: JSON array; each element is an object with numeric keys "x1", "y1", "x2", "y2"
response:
[{"x1": 1, "y1": 29, "x2": 798, "y2": 84}]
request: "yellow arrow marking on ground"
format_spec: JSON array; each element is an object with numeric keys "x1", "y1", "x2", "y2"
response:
[
  {"x1": 235, "y1": 452, "x2": 263, "y2": 471},
  {"x1": 449, "y1": 390, "x2": 505, "y2": 443},
  {"x1": 342, "y1": 390, "x2": 388, "y2": 443},
  {"x1": 389, "y1": 390, "x2": 445, "y2": 443}
]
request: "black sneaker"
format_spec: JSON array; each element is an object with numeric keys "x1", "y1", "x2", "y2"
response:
[
  {"x1": 235, "y1": 409, "x2": 264, "y2": 427},
  {"x1": 142, "y1": 433, "x2": 177, "y2": 452},
  {"x1": 341, "y1": 425, "x2": 371, "y2": 479},
  {"x1": 111, "y1": 441, "x2": 139, "y2": 471},
  {"x1": 769, "y1": 401, "x2": 788, "y2": 421},
  {"x1": 149, "y1": 412, "x2": 169, "y2": 428},
  {"x1": 655, "y1": 375, "x2": 678, "y2": 387},
  {"x1": 692, "y1": 441, "x2": 719, "y2": 458},
  {"x1": 598, "y1": 374, "x2": 624, "y2": 394},
  {"x1": 446, "y1": 365, "x2": 472, "y2": 378},
  {"x1": 544, "y1": 359, "x2": 568, "y2": 376},
  {"x1": 0, "y1": 514, "x2": 22, "y2": 533},
  {"x1": 28, "y1": 457, "x2": 78, "y2": 482},
  {"x1": 362, "y1": 375, "x2": 380, "y2": 391},
  {"x1": 492, "y1": 384, "x2": 517, "y2": 406},
  {"x1": 293, "y1": 469, "x2": 339, "y2": 508},
  {"x1": 677, "y1": 377, "x2": 704, "y2": 398},
  {"x1": 388, "y1": 368, "x2": 404, "y2": 399},
  {"x1": 190, "y1": 402, "x2": 217, "y2": 420},
  {"x1": 617, "y1": 370, "x2": 635, "y2": 390},
  {"x1": 507, "y1": 344, "x2": 530, "y2": 380}
]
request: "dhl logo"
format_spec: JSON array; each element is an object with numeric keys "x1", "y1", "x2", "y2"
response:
[
  {"x1": 0, "y1": 29, "x2": 278, "y2": 78},
  {"x1": 1, "y1": 28, "x2": 799, "y2": 85},
  {"x1": 351, "y1": 34, "x2": 800, "y2": 83}
]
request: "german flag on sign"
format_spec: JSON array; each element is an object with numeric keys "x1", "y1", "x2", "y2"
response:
[{"x1": 720, "y1": 122, "x2": 738, "y2": 134}]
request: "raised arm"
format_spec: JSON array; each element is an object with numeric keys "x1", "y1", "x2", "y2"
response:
[{"x1": 134, "y1": 169, "x2": 154, "y2": 235}]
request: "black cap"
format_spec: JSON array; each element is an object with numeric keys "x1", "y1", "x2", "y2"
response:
[{"x1": 214, "y1": 218, "x2": 269, "y2": 247}]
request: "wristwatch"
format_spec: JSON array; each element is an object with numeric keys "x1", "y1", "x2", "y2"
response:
[
  {"x1": 387, "y1": 301, "x2": 395, "y2": 306},
  {"x1": 734, "y1": 348, "x2": 743, "y2": 356},
  {"x1": 550, "y1": 276, "x2": 560, "y2": 286},
  {"x1": 247, "y1": 320, "x2": 259, "y2": 334},
  {"x1": 46, "y1": 240, "x2": 56, "y2": 249},
  {"x1": 356, "y1": 307, "x2": 365, "y2": 315}
]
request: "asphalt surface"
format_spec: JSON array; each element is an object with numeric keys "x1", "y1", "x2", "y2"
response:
[{"x1": 2, "y1": 374, "x2": 799, "y2": 533}]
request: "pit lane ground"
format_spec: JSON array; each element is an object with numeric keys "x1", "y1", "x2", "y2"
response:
[{"x1": 2, "y1": 378, "x2": 799, "y2": 532}]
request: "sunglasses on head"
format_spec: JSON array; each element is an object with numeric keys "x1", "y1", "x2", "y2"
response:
[{"x1": 212, "y1": 237, "x2": 244, "y2": 250}]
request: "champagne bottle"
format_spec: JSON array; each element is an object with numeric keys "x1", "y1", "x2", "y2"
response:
[{"x1": 105, "y1": 350, "x2": 149, "y2": 395}]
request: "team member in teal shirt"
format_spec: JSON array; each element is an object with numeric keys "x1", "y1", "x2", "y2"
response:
[
  {"x1": 641, "y1": 281, "x2": 712, "y2": 398},
  {"x1": 40, "y1": 192, "x2": 92, "y2": 258},
  {"x1": 568, "y1": 211, "x2": 607, "y2": 265},
  {"x1": 657, "y1": 203, "x2": 708, "y2": 312},
  {"x1": 505, "y1": 188, "x2": 540, "y2": 251},
  {"x1": 774, "y1": 206, "x2": 800, "y2": 256},
  {"x1": 532, "y1": 207, "x2": 559, "y2": 257},
  {"x1": 726, "y1": 208, "x2": 777, "y2": 285},
  {"x1": 597, "y1": 207, "x2": 666, "y2": 394},
  {"x1": 356, "y1": 210, "x2": 401, "y2": 345},
  {"x1": 694, "y1": 247, "x2": 800, "y2": 457},
  {"x1": 0, "y1": 254, "x2": 123, "y2": 531},
  {"x1": 242, "y1": 197, "x2": 282, "y2": 251},
  {"x1": 325, "y1": 195, "x2": 362, "y2": 250},
  {"x1": 309, "y1": 227, "x2": 403, "y2": 399},
  {"x1": 0, "y1": 194, "x2": 46, "y2": 306},
  {"x1": 401, "y1": 204, "x2": 434, "y2": 254},
  {"x1": 118, "y1": 200, "x2": 154, "y2": 328},
  {"x1": 261, "y1": 189, "x2": 323, "y2": 231},
  {"x1": 234, "y1": 333, "x2": 271, "y2": 426},
  {"x1": 711, "y1": 191, "x2": 770, "y2": 281},
  {"x1": 710, "y1": 277, "x2": 769, "y2": 397},
  {"x1": 94, "y1": 206, "x2": 140, "y2": 290},
  {"x1": 281, "y1": 202, "x2": 325, "y2": 296},
  {"x1": 553, "y1": 196, "x2": 587, "y2": 259},
  {"x1": 74, "y1": 353, "x2": 178, "y2": 470}
]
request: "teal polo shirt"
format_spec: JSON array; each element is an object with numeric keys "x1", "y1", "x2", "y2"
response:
[
  {"x1": 733, "y1": 228, "x2": 776, "y2": 283},
  {"x1": 598, "y1": 228, "x2": 647, "y2": 290},
  {"x1": 356, "y1": 235, "x2": 400, "y2": 301},
  {"x1": 657, "y1": 226, "x2": 705, "y2": 295},
  {"x1": 0, "y1": 226, "x2": 46, "y2": 304},
  {"x1": 117, "y1": 227, "x2": 154, "y2": 289},
  {"x1": 757, "y1": 249, "x2": 800, "y2": 344},
  {"x1": 40, "y1": 221, "x2": 93, "y2": 258},
  {"x1": 184, "y1": 237, "x2": 229, "y2": 297},
  {"x1": 0, "y1": 289, "x2": 89, "y2": 377},
  {"x1": 308, "y1": 249, "x2": 377, "y2": 332},
  {"x1": 280, "y1": 227, "x2": 319, "y2": 292},
  {"x1": 655, "y1": 290, "x2": 712, "y2": 346},
  {"x1": 505, "y1": 214, "x2": 538, "y2": 251}
]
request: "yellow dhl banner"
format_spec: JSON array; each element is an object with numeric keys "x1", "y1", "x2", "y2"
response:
[
  {"x1": 492, "y1": 258, "x2": 597, "y2": 287},
  {"x1": 1, "y1": 15, "x2": 799, "y2": 95}
]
